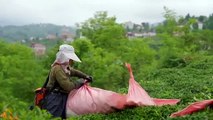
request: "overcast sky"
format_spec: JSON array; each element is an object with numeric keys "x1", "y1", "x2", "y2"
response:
[{"x1": 0, "y1": 0, "x2": 212, "y2": 26}]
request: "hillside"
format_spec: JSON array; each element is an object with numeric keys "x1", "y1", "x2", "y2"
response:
[{"x1": 0, "y1": 23, "x2": 76, "y2": 42}]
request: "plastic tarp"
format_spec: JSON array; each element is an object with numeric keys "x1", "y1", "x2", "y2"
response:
[
  {"x1": 66, "y1": 63, "x2": 180, "y2": 117},
  {"x1": 170, "y1": 99, "x2": 213, "y2": 118}
]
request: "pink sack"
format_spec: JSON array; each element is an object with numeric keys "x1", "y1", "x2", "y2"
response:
[
  {"x1": 66, "y1": 63, "x2": 180, "y2": 117},
  {"x1": 125, "y1": 63, "x2": 180, "y2": 107},
  {"x1": 125, "y1": 63, "x2": 155, "y2": 106},
  {"x1": 170, "y1": 99, "x2": 213, "y2": 118},
  {"x1": 66, "y1": 85, "x2": 126, "y2": 116}
]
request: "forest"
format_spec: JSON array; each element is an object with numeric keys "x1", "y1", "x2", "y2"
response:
[{"x1": 0, "y1": 9, "x2": 213, "y2": 120}]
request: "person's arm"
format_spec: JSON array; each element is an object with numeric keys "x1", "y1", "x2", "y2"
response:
[
  {"x1": 70, "y1": 68, "x2": 88, "y2": 79},
  {"x1": 54, "y1": 66, "x2": 79, "y2": 91},
  {"x1": 69, "y1": 67, "x2": 93, "y2": 83}
]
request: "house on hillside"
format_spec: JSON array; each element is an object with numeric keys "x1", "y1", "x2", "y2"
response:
[
  {"x1": 126, "y1": 32, "x2": 156, "y2": 39},
  {"x1": 60, "y1": 26, "x2": 75, "y2": 42},
  {"x1": 142, "y1": 32, "x2": 156, "y2": 37},
  {"x1": 46, "y1": 34, "x2": 57, "y2": 40},
  {"x1": 198, "y1": 22, "x2": 203, "y2": 30},
  {"x1": 60, "y1": 32, "x2": 74, "y2": 42},
  {"x1": 31, "y1": 43, "x2": 46, "y2": 56}
]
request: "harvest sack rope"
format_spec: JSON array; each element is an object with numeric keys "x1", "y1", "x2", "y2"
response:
[{"x1": 66, "y1": 63, "x2": 180, "y2": 117}]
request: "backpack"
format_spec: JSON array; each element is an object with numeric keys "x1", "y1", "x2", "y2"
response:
[{"x1": 34, "y1": 75, "x2": 49, "y2": 108}]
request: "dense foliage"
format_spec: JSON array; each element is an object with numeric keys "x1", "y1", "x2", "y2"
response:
[{"x1": 0, "y1": 10, "x2": 212, "y2": 120}]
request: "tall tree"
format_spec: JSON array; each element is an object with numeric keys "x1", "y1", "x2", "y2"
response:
[
  {"x1": 156, "y1": 7, "x2": 177, "y2": 35},
  {"x1": 79, "y1": 11, "x2": 126, "y2": 49},
  {"x1": 206, "y1": 14, "x2": 213, "y2": 30}
]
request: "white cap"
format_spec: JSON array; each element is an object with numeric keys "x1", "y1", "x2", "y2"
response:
[{"x1": 58, "y1": 44, "x2": 81, "y2": 62}]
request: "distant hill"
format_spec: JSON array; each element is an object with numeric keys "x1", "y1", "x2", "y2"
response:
[{"x1": 0, "y1": 23, "x2": 76, "y2": 42}]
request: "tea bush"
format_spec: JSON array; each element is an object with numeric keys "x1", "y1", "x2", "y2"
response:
[{"x1": 68, "y1": 55, "x2": 213, "y2": 120}]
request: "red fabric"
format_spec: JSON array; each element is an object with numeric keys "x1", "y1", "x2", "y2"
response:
[
  {"x1": 66, "y1": 63, "x2": 180, "y2": 116},
  {"x1": 170, "y1": 99, "x2": 213, "y2": 118},
  {"x1": 152, "y1": 98, "x2": 181, "y2": 106},
  {"x1": 34, "y1": 87, "x2": 47, "y2": 108}
]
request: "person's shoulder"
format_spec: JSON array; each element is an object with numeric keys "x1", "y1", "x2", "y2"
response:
[{"x1": 52, "y1": 64, "x2": 62, "y2": 71}]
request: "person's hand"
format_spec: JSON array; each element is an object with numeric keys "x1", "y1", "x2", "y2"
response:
[
  {"x1": 85, "y1": 76, "x2": 93, "y2": 83},
  {"x1": 75, "y1": 79, "x2": 84, "y2": 89}
]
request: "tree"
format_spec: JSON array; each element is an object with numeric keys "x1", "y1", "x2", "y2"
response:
[
  {"x1": 185, "y1": 13, "x2": 191, "y2": 21},
  {"x1": 79, "y1": 11, "x2": 126, "y2": 49},
  {"x1": 198, "y1": 15, "x2": 207, "y2": 22},
  {"x1": 142, "y1": 22, "x2": 150, "y2": 32},
  {"x1": 0, "y1": 41, "x2": 46, "y2": 102},
  {"x1": 70, "y1": 38, "x2": 127, "y2": 90},
  {"x1": 206, "y1": 14, "x2": 213, "y2": 30},
  {"x1": 156, "y1": 7, "x2": 177, "y2": 35}
]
